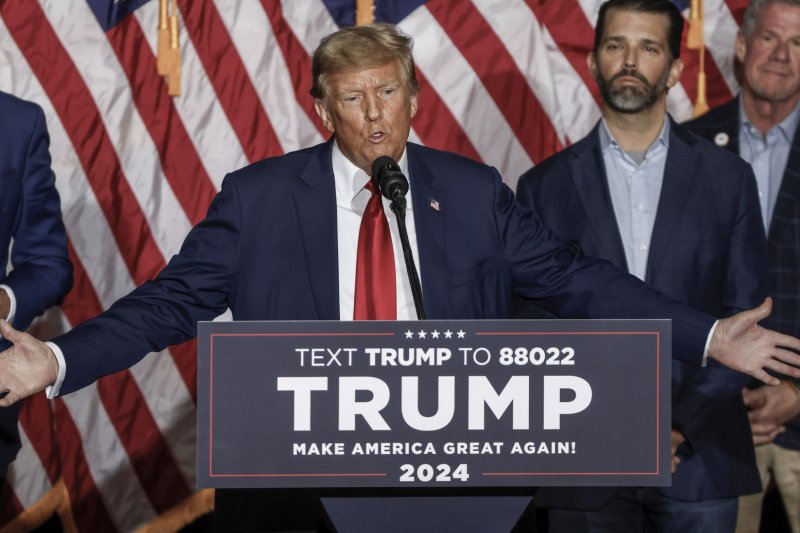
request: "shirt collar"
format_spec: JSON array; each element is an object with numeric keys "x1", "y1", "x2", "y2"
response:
[
  {"x1": 598, "y1": 116, "x2": 670, "y2": 156},
  {"x1": 739, "y1": 96, "x2": 800, "y2": 142},
  {"x1": 332, "y1": 140, "x2": 410, "y2": 204}
]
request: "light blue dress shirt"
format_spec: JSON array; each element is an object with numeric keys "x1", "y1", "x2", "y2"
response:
[{"x1": 599, "y1": 118, "x2": 670, "y2": 281}]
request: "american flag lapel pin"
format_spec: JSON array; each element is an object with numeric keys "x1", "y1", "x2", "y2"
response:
[{"x1": 429, "y1": 198, "x2": 440, "y2": 211}]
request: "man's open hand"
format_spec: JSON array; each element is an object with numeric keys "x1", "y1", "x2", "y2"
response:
[
  {"x1": 709, "y1": 298, "x2": 800, "y2": 385},
  {"x1": 0, "y1": 319, "x2": 58, "y2": 406}
]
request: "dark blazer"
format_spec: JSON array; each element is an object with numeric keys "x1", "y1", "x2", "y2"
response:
[
  {"x1": 516, "y1": 119, "x2": 766, "y2": 508},
  {"x1": 687, "y1": 97, "x2": 800, "y2": 450},
  {"x1": 54, "y1": 140, "x2": 717, "y2": 395},
  {"x1": 0, "y1": 92, "x2": 72, "y2": 471}
]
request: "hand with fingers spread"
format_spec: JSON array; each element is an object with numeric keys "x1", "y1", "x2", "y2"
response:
[
  {"x1": 0, "y1": 320, "x2": 58, "y2": 407},
  {"x1": 708, "y1": 298, "x2": 800, "y2": 385},
  {"x1": 743, "y1": 382, "x2": 800, "y2": 445}
]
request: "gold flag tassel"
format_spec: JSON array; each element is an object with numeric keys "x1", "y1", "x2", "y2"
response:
[
  {"x1": 166, "y1": 0, "x2": 181, "y2": 96},
  {"x1": 687, "y1": 0, "x2": 709, "y2": 116},
  {"x1": 356, "y1": 0, "x2": 375, "y2": 25},
  {"x1": 156, "y1": 0, "x2": 169, "y2": 75}
]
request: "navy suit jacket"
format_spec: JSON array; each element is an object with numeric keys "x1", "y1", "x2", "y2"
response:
[
  {"x1": 687, "y1": 97, "x2": 800, "y2": 450},
  {"x1": 0, "y1": 92, "x2": 72, "y2": 469},
  {"x1": 54, "y1": 140, "x2": 718, "y2": 395},
  {"x1": 516, "y1": 119, "x2": 765, "y2": 506}
]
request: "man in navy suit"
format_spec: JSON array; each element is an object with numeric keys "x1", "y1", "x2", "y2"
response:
[
  {"x1": 686, "y1": 1, "x2": 800, "y2": 531},
  {"x1": 0, "y1": 91, "x2": 72, "y2": 480},
  {"x1": 516, "y1": 1, "x2": 765, "y2": 531},
  {"x1": 0, "y1": 22, "x2": 798, "y2": 532}
]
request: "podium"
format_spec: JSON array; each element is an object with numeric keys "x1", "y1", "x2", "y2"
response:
[{"x1": 197, "y1": 319, "x2": 671, "y2": 531}]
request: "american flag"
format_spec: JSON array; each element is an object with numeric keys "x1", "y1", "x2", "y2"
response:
[{"x1": 0, "y1": 0, "x2": 746, "y2": 530}]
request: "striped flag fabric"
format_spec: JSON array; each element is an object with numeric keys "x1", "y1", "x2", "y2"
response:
[{"x1": 0, "y1": 0, "x2": 747, "y2": 530}]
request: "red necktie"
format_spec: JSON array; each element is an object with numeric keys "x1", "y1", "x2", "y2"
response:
[{"x1": 353, "y1": 180, "x2": 396, "y2": 320}]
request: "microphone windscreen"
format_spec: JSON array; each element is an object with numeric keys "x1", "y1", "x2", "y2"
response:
[{"x1": 371, "y1": 156, "x2": 400, "y2": 180}]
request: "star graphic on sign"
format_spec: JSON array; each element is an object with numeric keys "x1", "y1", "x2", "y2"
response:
[
  {"x1": 444, "y1": 330, "x2": 453, "y2": 339},
  {"x1": 431, "y1": 330, "x2": 440, "y2": 339},
  {"x1": 418, "y1": 330, "x2": 427, "y2": 339},
  {"x1": 405, "y1": 330, "x2": 414, "y2": 339},
  {"x1": 457, "y1": 330, "x2": 466, "y2": 339}
]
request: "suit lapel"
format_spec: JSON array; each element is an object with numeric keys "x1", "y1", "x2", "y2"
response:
[
  {"x1": 568, "y1": 129, "x2": 628, "y2": 270},
  {"x1": 293, "y1": 140, "x2": 340, "y2": 320},
  {"x1": 645, "y1": 122, "x2": 698, "y2": 282},
  {"x1": 713, "y1": 99, "x2": 741, "y2": 155},
  {"x1": 407, "y1": 144, "x2": 449, "y2": 318}
]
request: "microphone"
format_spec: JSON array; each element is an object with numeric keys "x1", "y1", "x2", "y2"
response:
[
  {"x1": 369, "y1": 155, "x2": 426, "y2": 320},
  {"x1": 371, "y1": 156, "x2": 409, "y2": 211}
]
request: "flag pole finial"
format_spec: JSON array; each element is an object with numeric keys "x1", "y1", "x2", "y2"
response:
[
  {"x1": 156, "y1": 0, "x2": 169, "y2": 75},
  {"x1": 155, "y1": 0, "x2": 181, "y2": 96},
  {"x1": 356, "y1": 0, "x2": 375, "y2": 25},
  {"x1": 167, "y1": 3, "x2": 181, "y2": 97}
]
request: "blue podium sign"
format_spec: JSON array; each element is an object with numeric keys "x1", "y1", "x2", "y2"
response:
[{"x1": 197, "y1": 319, "x2": 670, "y2": 489}]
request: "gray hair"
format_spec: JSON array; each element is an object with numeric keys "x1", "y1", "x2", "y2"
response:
[
  {"x1": 742, "y1": 0, "x2": 800, "y2": 37},
  {"x1": 310, "y1": 23, "x2": 420, "y2": 100}
]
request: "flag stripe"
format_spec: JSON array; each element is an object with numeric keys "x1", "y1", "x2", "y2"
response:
[
  {"x1": 411, "y1": 71, "x2": 482, "y2": 160},
  {"x1": 133, "y1": 2, "x2": 249, "y2": 189},
  {"x1": 38, "y1": 0, "x2": 194, "y2": 263},
  {"x1": 472, "y1": 0, "x2": 600, "y2": 145},
  {"x1": 724, "y1": 0, "x2": 749, "y2": 23},
  {"x1": 106, "y1": 14, "x2": 218, "y2": 226},
  {"x1": 177, "y1": 0, "x2": 286, "y2": 161},
  {"x1": 52, "y1": 398, "x2": 119, "y2": 532},
  {"x1": 703, "y1": 0, "x2": 741, "y2": 97},
  {"x1": 524, "y1": 0, "x2": 603, "y2": 106},
  {"x1": 17, "y1": 396, "x2": 59, "y2": 485},
  {"x1": 261, "y1": 0, "x2": 330, "y2": 139},
  {"x1": 212, "y1": 0, "x2": 324, "y2": 153},
  {"x1": 401, "y1": 6, "x2": 533, "y2": 180},
  {"x1": 426, "y1": 0, "x2": 563, "y2": 164}
]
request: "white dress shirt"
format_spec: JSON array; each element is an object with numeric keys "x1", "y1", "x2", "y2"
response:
[{"x1": 332, "y1": 142, "x2": 421, "y2": 321}]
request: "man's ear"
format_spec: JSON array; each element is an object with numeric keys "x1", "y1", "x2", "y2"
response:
[
  {"x1": 735, "y1": 31, "x2": 747, "y2": 64},
  {"x1": 314, "y1": 98, "x2": 335, "y2": 133},
  {"x1": 409, "y1": 93, "x2": 418, "y2": 119},
  {"x1": 587, "y1": 52, "x2": 598, "y2": 80},
  {"x1": 666, "y1": 58, "x2": 684, "y2": 89}
]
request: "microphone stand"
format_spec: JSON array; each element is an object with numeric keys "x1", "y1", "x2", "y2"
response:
[{"x1": 389, "y1": 194, "x2": 426, "y2": 320}]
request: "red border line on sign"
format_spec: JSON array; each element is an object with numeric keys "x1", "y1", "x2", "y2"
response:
[
  {"x1": 482, "y1": 471, "x2": 659, "y2": 476},
  {"x1": 206, "y1": 329, "x2": 663, "y2": 480},
  {"x1": 475, "y1": 331, "x2": 661, "y2": 336},
  {"x1": 210, "y1": 473, "x2": 387, "y2": 478},
  {"x1": 211, "y1": 333, "x2": 395, "y2": 337}
]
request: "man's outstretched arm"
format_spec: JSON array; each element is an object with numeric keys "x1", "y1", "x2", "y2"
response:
[{"x1": 1, "y1": 297, "x2": 800, "y2": 406}]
